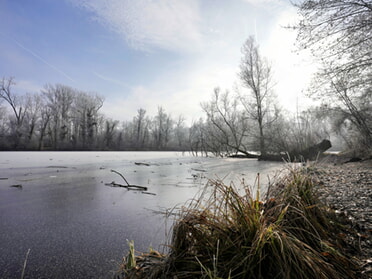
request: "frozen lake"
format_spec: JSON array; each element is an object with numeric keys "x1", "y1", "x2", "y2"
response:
[{"x1": 0, "y1": 151, "x2": 284, "y2": 278}]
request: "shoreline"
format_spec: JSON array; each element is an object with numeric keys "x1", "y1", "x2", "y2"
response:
[
  {"x1": 311, "y1": 159, "x2": 372, "y2": 279},
  {"x1": 117, "y1": 158, "x2": 372, "y2": 278}
]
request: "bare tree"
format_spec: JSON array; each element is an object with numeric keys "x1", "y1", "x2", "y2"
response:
[
  {"x1": 174, "y1": 115, "x2": 188, "y2": 150},
  {"x1": 43, "y1": 84, "x2": 75, "y2": 149},
  {"x1": 293, "y1": 0, "x2": 371, "y2": 84},
  {"x1": 0, "y1": 77, "x2": 28, "y2": 148},
  {"x1": 37, "y1": 102, "x2": 51, "y2": 150},
  {"x1": 201, "y1": 88, "x2": 250, "y2": 156},
  {"x1": 239, "y1": 36, "x2": 276, "y2": 156},
  {"x1": 133, "y1": 108, "x2": 149, "y2": 149},
  {"x1": 152, "y1": 106, "x2": 173, "y2": 150},
  {"x1": 73, "y1": 92, "x2": 104, "y2": 149},
  {"x1": 102, "y1": 118, "x2": 118, "y2": 149},
  {"x1": 292, "y1": 0, "x2": 372, "y2": 151},
  {"x1": 0, "y1": 105, "x2": 10, "y2": 148},
  {"x1": 23, "y1": 93, "x2": 44, "y2": 148},
  {"x1": 315, "y1": 74, "x2": 372, "y2": 149},
  {"x1": 189, "y1": 118, "x2": 208, "y2": 156}
]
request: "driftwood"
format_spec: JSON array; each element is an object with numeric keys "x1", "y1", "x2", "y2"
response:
[
  {"x1": 135, "y1": 162, "x2": 150, "y2": 166},
  {"x1": 191, "y1": 168, "x2": 207, "y2": 172},
  {"x1": 108, "y1": 170, "x2": 149, "y2": 192}
]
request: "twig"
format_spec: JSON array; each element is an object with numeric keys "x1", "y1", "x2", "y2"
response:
[
  {"x1": 109, "y1": 169, "x2": 150, "y2": 192},
  {"x1": 111, "y1": 169, "x2": 130, "y2": 186},
  {"x1": 21, "y1": 248, "x2": 31, "y2": 279},
  {"x1": 106, "y1": 182, "x2": 148, "y2": 191},
  {"x1": 191, "y1": 168, "x2": 207, "y2": 172},
  {"x1": 141, "y1": 191, "x2": 156, "y2": 196}
]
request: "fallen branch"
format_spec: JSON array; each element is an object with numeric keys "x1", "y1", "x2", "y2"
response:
[
  {"x1": 105, "y1": 182, "x2": 148, "y2": 191},
  {"x1": 109, "y1": 169, "x2": 149, "y2": 191},
  {"x1": 135, "y1": 162, "x2": 150, "y2": 166},
  {"x1": 141, "y1": 191, "x2": 156, "y2": 196},
  {"x1": 111, "y1": 169, "x2": 130, "y2": 186}
]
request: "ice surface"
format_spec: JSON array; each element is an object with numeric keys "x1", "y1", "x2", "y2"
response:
[{"x1": 0, "y1": 151, "x2": 283, "y2": 278}]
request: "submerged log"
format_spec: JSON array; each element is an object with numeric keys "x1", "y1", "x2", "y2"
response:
[{"x1": 259, "y1": 139, "x2": 332, "y2": 162}]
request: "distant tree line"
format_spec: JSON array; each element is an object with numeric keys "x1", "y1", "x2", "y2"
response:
[
  {"x1": 0, "y1": 74, "x2": 330, "y2": 155},
  {"x1": 0, "y1": 78, "x2": 190, "y2": 151}
]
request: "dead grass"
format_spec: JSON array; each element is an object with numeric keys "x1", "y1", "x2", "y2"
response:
[{"x1": 116, "y1": 166, "x2": 359, "y2": 279}]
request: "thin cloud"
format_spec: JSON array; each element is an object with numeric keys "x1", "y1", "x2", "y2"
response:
[
  {"x1": 92, "y1": 71, "x2": 131, "y2": 88},
  {"x1": 243, "y1": 0, "x2": 286, "y2": 6},
  {"x1": 11, "y1": 37, "x2": 75, "y2": 82},
  {"x1": 71, "y1": 0, "x2": 203, "y2": 52}
]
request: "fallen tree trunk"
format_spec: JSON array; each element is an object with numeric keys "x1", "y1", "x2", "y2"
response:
[
  {"x1": 228, "y1": 153, "x2": 259, "y2": 159},
  {"x1": 259, "y1": 139, "x2": 332, "y2": 162}
]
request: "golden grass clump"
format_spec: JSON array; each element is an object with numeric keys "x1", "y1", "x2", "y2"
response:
[{"x1": 118, "y1": 167, "x2": 359, "y2": 279}]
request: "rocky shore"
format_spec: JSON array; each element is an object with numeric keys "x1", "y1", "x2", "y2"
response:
[{"x1": 311, "y1": 158, "x2": 372, "y2": 279}]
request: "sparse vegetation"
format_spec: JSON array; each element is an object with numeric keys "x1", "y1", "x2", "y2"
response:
[{"x1": 116, "y1": 166, "x2": 360, "y2": 279}]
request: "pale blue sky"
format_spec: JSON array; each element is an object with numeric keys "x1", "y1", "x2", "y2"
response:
[{"x1": 0, "y1": 0, "x2": 315, "y2": 123}]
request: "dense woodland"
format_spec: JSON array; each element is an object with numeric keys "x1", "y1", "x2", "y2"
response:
[{"x1": 1, "y1": 0, "x2": 371, "y2": 156}]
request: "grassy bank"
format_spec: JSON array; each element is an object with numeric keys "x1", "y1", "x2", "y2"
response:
[{"x1": 116, "y1": 166, "x2": 361, "y2": 279}]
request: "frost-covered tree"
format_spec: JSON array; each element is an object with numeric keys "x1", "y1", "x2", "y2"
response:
[
  {"x1": 239, "y1": 36, "x2": 277, "y2": 156},
  {"x1": 293, "y1": 0, "x2": 372, "y2": 151}
]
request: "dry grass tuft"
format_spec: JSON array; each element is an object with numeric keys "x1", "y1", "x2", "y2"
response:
[{"x1": 117, "y1": 166, "x2": 360, "y2": 279}]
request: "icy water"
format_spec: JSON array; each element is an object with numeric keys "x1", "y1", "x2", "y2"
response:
[{"x1": 0, "y1": 152, "x2": 283, "y2": 278}]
